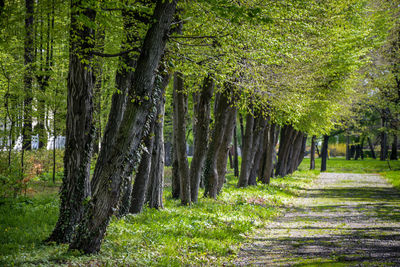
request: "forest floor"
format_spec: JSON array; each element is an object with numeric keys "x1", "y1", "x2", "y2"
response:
[{"x1": 236, "y1": 172, "x2": 400, "y2": 266}]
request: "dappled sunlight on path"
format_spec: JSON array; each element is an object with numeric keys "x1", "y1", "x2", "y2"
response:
[{"x1": 236, "y1": 173, "x2": 400, "y2": 266}]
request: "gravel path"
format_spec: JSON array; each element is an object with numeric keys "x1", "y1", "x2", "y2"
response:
[{"x1": 236, "y1": 173, "x2": 400, "y2": 266}]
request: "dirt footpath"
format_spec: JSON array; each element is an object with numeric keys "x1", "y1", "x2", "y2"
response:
[{"x1": 236, "y1": 173, "x2": 400, "y2": 266}]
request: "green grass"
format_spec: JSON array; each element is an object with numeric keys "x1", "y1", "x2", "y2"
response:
[
  {"x1": 299, "y1": 157, "x2": 400, "y2": 173},
  {"x1": 2, "y1": 157, "x2": 399, "y2": 266},
  {"x1": 0, "y1": 169, "x2": 318, "y2": 266}
]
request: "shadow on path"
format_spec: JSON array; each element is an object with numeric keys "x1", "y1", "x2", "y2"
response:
[{"x1": 236, "y1": 173, "x2": 400, "y2": 266}]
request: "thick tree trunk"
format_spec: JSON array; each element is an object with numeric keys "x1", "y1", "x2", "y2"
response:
[
  {"x1": 288, "y1": 132, "x2": 304, "y2": 174},
  {"x1": 173, "y1": 72, "x2": 190, "y2": 205},
  {"x1": 391, "y1": 134, "x2": 398, "y2": 160},
  {"x1": 368, "y1": 137, "x2": 376, "y2": 159},
  {"x1": 275, "y1": 125, "x2": 297, "y2": 177},
  {"x1": 310, "y1": 135, "x2": 316, "y2": 170},
  {"x1": 129, "y1": 132, "x2": 154, "y2": 214},
  {"x1": 22, "y1": 0, "x2": 34, "y2": 152},
  {"x1": 129, "y1": 71, "x2": 170, "y2": 213},
  {"x1": 189, "y1": 75, "x2": 213, "y2": 203},
  {"x1": 247, "y1": 116, "x2": 267, "y2": 186},
  {"x1": 216, "y1": 102, "x2": 236, "y2": 193},
  {"x1": 146, "y1": 93, "x2": 166, "y2": 209},
  {"x1": 46, "y1": 1, "x2": 95, "y2": 244},
  {"x1": 259, "y1": 122, "x2": 278, "y2": 184},
  {"x1": 320, "y1": 135, "x2": 329, "y2": 172},
  {"x1": 204, "y1": 88, "x2": 234, "y2": 199},
  {"x1": 69, "y1": 1, "x2": 177, "y2": 254}
]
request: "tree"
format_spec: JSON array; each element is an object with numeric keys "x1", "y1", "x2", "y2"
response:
[
  {"x1": 70, "y1": 1, "x2": 177, "y2": 253},
  {"x1": 46, "y1": 0, "x2": 96, "y2": 244}
]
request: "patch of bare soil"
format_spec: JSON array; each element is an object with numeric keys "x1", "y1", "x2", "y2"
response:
[{"x1": 235, "y1": 173, "x2": 400, "y2": 266}]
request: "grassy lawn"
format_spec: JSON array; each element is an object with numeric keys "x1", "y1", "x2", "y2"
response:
[
  {"x1": 0, "y1": 168, "x2": 318, "y2": 266},
  {"x1": 1, "y1": 156, "x2": 398, "y2": 266}
]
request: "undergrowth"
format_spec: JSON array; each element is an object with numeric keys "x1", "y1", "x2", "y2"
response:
[{"x1": 0, "y1": 169, "x2": 318, "y2": 266}]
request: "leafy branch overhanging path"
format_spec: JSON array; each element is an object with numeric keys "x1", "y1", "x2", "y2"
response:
[{"x1": 236, "y1": 173, "x2": 400, "y2": 265}]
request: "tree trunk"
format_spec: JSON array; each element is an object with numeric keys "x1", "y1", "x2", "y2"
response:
[
  {"x1": 360, "y1": 136, "x2": 365, "y2": 160},
  {"x1": 216, "y1": 101, "x2": 236, "y2": 194},
  {"x1": 129, "y1": 132, "x2": 155, "y2": 214},
  {"x1": 310, "y1": 135, "x2": 316, "y2": 170},
  {"x1": 189, "y1": 75, "x2": 213, "y2": 203},
  {"x1": 380, "y1": 115, "x2": 388, "y2": 161},
  {"x1": 46, "y1": 1, "x2": 96, "y2": 244},
  {"x1": 22, "y1": 0, "x2": 34, "y2": 152},
  {"x1": 295, "y1": 134, "x2": 307, "y2": 170},
  {"x1": 233, "y1": 121, "x2": 239, "y2": 177},
  {"x1": 288, "y1": 132, "x2": 304, "y2": 174},
  {"x1": 390, "y1": 134, "x2": 398, "y2": 160},
  {"x1": 259, "y1": 122, "x2": 278, "y2": 184},
  {"x1": 345, "y1": 135, "x2": 350, "y2": 160},
  {"x1": 173, "y1": 72, "x2": 190, "y2": 205},
  {"x1": 130, "y1": 70, "x2": 170, "y2": 213},
  {"x1": 367, "y1": 137, "x2": 376, "y2": 159},
  {"x1": 237, "y1": 113, "x2": 254, "y2": 187},
  {"x1": 171, "y1": 139, "x2": 180, "y2": 198},
  {"x1": 146, "y1": 92, "x2": 166, "y2": 209},
  {"x1": 275, "y1": 125, "x2": 297, "y2": 177},
  {"x1": 204, "y1": 88, "x2": 234, "y2": 199},
  {"x1": 69, "y1": 1, "x2": 177, "y2": 254},
  {"x1": 247, "y1": 116, "x2": 267, "y2": 186},
  {"x1": 320, "y1": 135, "x2": 329, "y2": 172}
]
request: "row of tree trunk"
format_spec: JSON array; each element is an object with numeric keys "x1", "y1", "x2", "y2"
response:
[{"x1": 47, "y1": 0, "x2": 178, "y2": 254}]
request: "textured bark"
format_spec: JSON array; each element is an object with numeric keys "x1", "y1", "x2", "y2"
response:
[
  {"x1": 237, "y1": 113, "x2": 254, "y2": 187},
  {"x1": 46, "y1": 1, "x2": 95, "y2": 244},
  {"x1": 288, "y1": 132, "x2": 304, "y2": 174},
  {"x1": 216, "y1": 102, "x2": 236, "y2": 193},
  {"x1": 69, "y1": 1, "x2": 177, "y2": 253},
  {"x1": 310, "y1": 135, "x2": 316, "y2": 170},
  {"x1": 129, "y1": 133, "x2": 154, "y2": 214},
  {"x1": 146, "y1": 93, "x2": 166, "y2": 209},
  {"x1": 391, "y1": 135, "x2": 398, "y2": 160},
  {"x1": 173, "y1": 72, "x2": 190, "y2": 205},
  {"x1": 130, "y1": 71, "x2": 170, "y2": 213},
  {"x1": 368, "y1": 137, "x2": 376, "y2": 159},
  {"x1": 118, "y1": 177, "x2": 133, "y2": 217},
  {"x1": 190, "y1": 75, "x2": 213, "y2": 203},
  {"x1": 247, "y1": 116, "x2": 267, "y2": 186},
  {"x1": 321, "y1": 135, "x2": 329, "y2": 172},
  {"x1": 259, "y1": 122, "x2": 278, "y2": 184},
  {"x1": 275, "y1": 125, "x2": 297, "y2": 177},
  {"x1": 204, "y1": 90, "x2": 232, "y2": 199}
]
